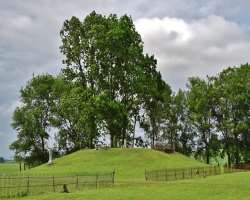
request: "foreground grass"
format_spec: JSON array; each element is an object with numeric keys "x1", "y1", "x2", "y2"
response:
[
  {"x1": 28, "y1": 148, "x2": 205, "y2": 181},
  {"x1": 0, "y1": 161, "x2": 19, "y2": 175},
  {"x1": 22, "y1": 172, "x2": 250, "y2": 200}
]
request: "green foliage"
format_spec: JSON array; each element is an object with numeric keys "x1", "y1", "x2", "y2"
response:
[
  {"x1": 9, "y1": 10, "x2": 250, "y2": 167},
  {"x1": 140, "y1": 68, "x2": 172, "y2": 147},
  {"x1": 186, "y1": 77, "x2": 219, "y2": 164},
  {"x1": 59, "y1": 11, "x2": 170, "y2": 148},
  {"x1": 11, "y1": 11, "x2": 170, "y2": 159},
  {"x1": 0, "y1": 157, "x2": 4, "y2": 163},
  {"x1": 11, "y1": 74, "x2": 55, "y2": 165},
  {"x1": 51, "y1": 78, "x2": 99, "y2": 151},
  {"x1": 213, "y1": 64, "x2": 250, "y2": 164},
  {"x1": 163, "y1": 90, "x2": 194, "y2": 155}
]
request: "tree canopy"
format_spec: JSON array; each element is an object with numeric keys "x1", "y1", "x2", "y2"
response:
[
  {"x1": 10, "y1": 11, "x2": 250, "y2": 166},
  {"x1": 11, "y1": 11, "x2": 171, "y2": 165}
]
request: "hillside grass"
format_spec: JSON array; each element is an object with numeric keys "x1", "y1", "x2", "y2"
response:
[
  {"x1": 22, "y1": 171, "x2": 250, "y2": 200},
  {"x1": 27, "y1": 148, "x2": 205, "y2": 181},
  {"x1": 2, "y1": 149, "x2": 249, "y2": 200}
]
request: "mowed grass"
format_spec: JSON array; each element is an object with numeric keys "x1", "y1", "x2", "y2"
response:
[
  {"x1": 27, "y1": 148, "x2": 205, "y2": 181},
  {"x1": 22, "y1": 172, "x2": 250, "y2": 200},
  {"x1": 0, "y1": 161, "x2": 19, "y2": 175},
  {"x1": 3, "y1": 149, "x2": 249, "y2": 200}
]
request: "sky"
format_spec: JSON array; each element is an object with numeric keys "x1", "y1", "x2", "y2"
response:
[{"x1": 1, "y1": 0, "x2": 250, "y2": 158}]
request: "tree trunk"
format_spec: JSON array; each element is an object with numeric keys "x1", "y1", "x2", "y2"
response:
[
  {"x1": 121, "y1": 127, "x2": 126, "y2": 147},
  {"x1": 205, "y1": 145, "x2": 210, "y2": 164},
  {"x1": 132, "y1": 116, "x2": 136, "y2": 148},
  {"x1": 152, "y1": 134, "x2": 155, "y2": 149},
  {"x1": 110, "y1": 135, "x2": 114, "y2": 148},
  {"x1": 234, "y1": 133, "x2": 240, "y2": 164},
  {"x1": 89, "y1": 137, "x2": 94, "y2": 149},
  {"x1": 227, "y1": 152, "x2": 231, "y2": 167},
  {"x1": 41, "y1": 136, "x2": 45, "y2": 153},
  {"x1": 151, "y1": 118, "x2": 156, "y2": 149},
  {"x1": 110, "y1": 134, "x2": 117, "y2": 148},
  {"x1": 170, "y1": 131, "x2": 176, "y2": 151},
  {"x1": 206, "y1": 151, "x2": 210, "y2": 164}
]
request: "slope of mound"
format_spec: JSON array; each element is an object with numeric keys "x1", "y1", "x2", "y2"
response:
[{"x1": 29, "y1": 148, "x2": 205, "y2": 181}]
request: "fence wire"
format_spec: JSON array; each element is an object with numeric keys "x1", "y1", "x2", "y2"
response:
[
  {"x1": 145, "y1": 166, "x2": 245, "y2": 182},
  {"x1": 0, "y1": 171, "x2": 115, "y2": 199}
]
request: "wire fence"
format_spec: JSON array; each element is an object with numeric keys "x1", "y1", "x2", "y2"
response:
[
  {"x1": 233, "y1": 163, "x2": 250, "y2": 170},
  {"x1": 0, "y1": 171, "x2": 115, "y2": 199},
  {"x1": 145, "y1": 166, "x2": 245, "y2": 182}
]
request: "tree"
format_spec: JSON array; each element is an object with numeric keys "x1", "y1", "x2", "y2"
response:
[
  {"x1": 140, "y1": 68, "x2": 172, "y2": 148},
  {"x1": 0, "y1": 157, "x2": 4, "y2": 163},
  {"x1": 11, "y1": 11, "x2": 168, "y2": 160},
  {"x1": 163, "y1": 90, "x2": 194, "y2": 155},
  {"x1": 50, "y1": 77, "x2": 100, "y2": 152},
  {"x1": 60, "y1": 11, "x2": 161, "y2": 147},
  {"x1": 95, "y1": 92, "x2": 128, "y2": 147},
  {"x1": 10, "y1": 74, "x2": 55, "y2": 165},
  {"x1": 186, "y1": 77, "x2": 219, "y2": 164},
  {"x1": 213, "y1": 64, "x2": 250, "y2": 165}
]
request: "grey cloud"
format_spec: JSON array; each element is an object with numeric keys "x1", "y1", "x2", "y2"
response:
[
  {"x1": 135, "y1": 15, "x2": 250, "y2": 90},
  {"x1": 1, "y1": 0, "x2": 250, "y2": 157}
]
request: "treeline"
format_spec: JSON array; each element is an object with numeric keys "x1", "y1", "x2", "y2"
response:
[
  {"x1": 10, "y1": 11, "x2": 250, "y2": 166},
  {"x1": 0, "y1": 157, "x2": 4, "y2": 163}
]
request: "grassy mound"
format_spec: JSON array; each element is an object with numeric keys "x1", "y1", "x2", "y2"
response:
[{"x1": 28, "y1": 148, "x2": 205, "y2": 181}]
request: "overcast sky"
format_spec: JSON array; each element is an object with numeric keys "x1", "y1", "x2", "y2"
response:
[{"x1": 1, "y1": 0, "x2": 250, "y2": 158}]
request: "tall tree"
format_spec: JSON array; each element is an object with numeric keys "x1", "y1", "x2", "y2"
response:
[
  {"x1": 11, "y1": 74, "x2": 55, "y2": 164},
  {"x1": 140, "y1": 67, "x2": 172, "y2": 148},
  {"x1": 163, "y1": 90, "x2": 194, "y2": 155},
  {"x1": 51, "y1": 77, "x2": 99, "y2": 152},
  {"x1": 186, "y1": 77, "x2": 218, "y2": 164},
  {"x1": 60, "y1": 11, "x2": 160, "y2": 147},
  {"x1": 213, "y1": 64, "x2": 250, "y2": 165}
]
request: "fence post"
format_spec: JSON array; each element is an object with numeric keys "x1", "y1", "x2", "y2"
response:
[
  {"x1": 145, "y1": 169, "x2": 147, "y2": 181},
  {"x1": 175, "y1": 170, "x2": 177, "y2": 180},
  {"x1": 165, "y1": 169, "x2": 168, "y2": 181},
  {"x1": 191, "y1": 168, "x2": 193, "y2": 178},
  {"x1": 26, "y1": 176, "x2": 30, "y2": 194},
  {"x1": 19, "y1": 163, "x2": 22, "y2": 172},
  {"x1": 182, "y1": 170, "x2": 185, "y2": 179},
  {"x1": 52, "y1": 176, "x2": 55, "y2": 192},
  {"x1": 112, "y1": 170, "x2": 115, "y2": 185},
  {"x1": 76, "y1": 175, "x2": 79, "y2": 189},
  {"x1": 96, "y1": 174, "x2": 98, "y2": 189}
]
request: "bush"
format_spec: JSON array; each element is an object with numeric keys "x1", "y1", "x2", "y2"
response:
[{"x1": 0, "y1": 157, "x2": 5, "y2": 163}]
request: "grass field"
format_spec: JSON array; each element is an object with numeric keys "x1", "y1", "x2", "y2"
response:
[
  {"x1": 0, "y1": 161, "x2": 19, "y2": 175},
  {"x1": 2, "y1": 148, "x2": 248, "y2": 200},
  {"x1": 27, "y1": 148, "x2": 205, "y2": 181},
  {"x1": 21, "y1": 171, "x2": 250, "y2": 200}
]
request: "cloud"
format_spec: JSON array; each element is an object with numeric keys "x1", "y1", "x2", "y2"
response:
[
  {"x1": 1, "y1": 0, "x2": 250, "y2": 157},
  {"x1": 135, "y1": 15, "x2": 250, "y2": 90}
]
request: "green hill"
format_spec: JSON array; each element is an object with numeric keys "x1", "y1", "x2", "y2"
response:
[{"x1": 29, "y1": 148, "x2": 205, "y2": 181}]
